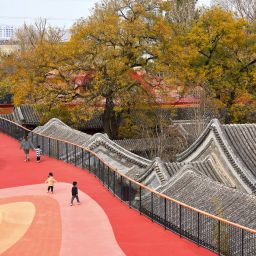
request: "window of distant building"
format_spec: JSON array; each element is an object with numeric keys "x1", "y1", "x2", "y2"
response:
[{"x1": 0, "y1": 25, "x2": 14, "y2": 40}]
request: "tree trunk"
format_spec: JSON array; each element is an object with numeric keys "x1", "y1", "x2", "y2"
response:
[
  {"x1": 224, "y1": 90, "x2": 235, "y2": 123},
  {"x1": 103, "y1": 96, "x2": 120, "y2": 139}
]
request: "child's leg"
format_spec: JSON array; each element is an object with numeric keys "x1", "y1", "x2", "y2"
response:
[
  {"x1": 47, "y1": 186, "x2": 51, "y2": 192},
  {"x1": 76, "y1": 195, "x2": 80, "y2": 203},
  {"x1": 50, "y1": 186, "x2": 53, "y2": 193},
  {"x1": 24, "y1": 150, "x2": 28, "y2": 161},
  {"x1": 71, "y1": 196, "x2": 75, "y2": 205}
]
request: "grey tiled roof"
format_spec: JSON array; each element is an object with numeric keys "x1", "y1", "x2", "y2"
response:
[
  {"x1": 165, "y1": 161, "x2": 229, "y2": 185},
  {"x1": 114, "y1": 138, "x2": 164, "y2": 152},
  {"x1": 14, "y1": 105, "x2": 40, "y2": 125},
  {"x1": 177, "y1": 119, "x2": 256, "y2": 193},
  {"x1": 33, "y1": 118, "x2": 151, "y2": 177},
  {"x1": 82, "y1": 115, "x2": 103, "y2": 130},
  {"x1": 138, "y1": 158, "x2": 235, "y2": 190},
  {"x1": 33, "y1": 118, "x2": 256, "y2": 196},
  {"x1": 0, "y1": 113, "x2": 14, "y2": 122},
  {"x1": 143, "y1": 170, "x2": 256, "y2": 229},
  {"x1": 223, "y1": 124, "x2": 256, "y2": 177},
  {"x1": 33, "y1": 118, "x2": 92, "y2": 146},
  {"x1": 0, "y1": 105, "x2": 40, "y2": 125}
]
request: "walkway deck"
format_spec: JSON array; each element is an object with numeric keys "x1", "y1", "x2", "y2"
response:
[{"x1": 0, "y1": 133, "x2": 216, "y2": 256}]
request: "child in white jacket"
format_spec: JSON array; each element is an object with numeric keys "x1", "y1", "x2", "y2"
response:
[{"x1": 45, "y1": 172, "x2": 57, "y2": 193}]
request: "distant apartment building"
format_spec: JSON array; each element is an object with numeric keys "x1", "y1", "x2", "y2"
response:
[
  {"x1": 0, "y1": 25, "x2": 19, "y2": 54},
  {"x1": 0, "y1": 25, "x2": 14, "y2": 41}
]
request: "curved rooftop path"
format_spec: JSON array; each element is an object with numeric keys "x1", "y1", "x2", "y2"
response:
[{"x1": 0, "y1": 133, "x2": 216, "y2": 256}]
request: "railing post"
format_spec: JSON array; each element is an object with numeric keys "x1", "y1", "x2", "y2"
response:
[
  {"x1": 42, "y1": 136, "x2": 44, "y2": 153},
  {"x1": 36, "y1": 134, "x2": 39, "y2": 147},
  {"x1": 66, "y1": 143, "x2": 68, "y2": 162},
  {"x1": 8, "y1": 123, "x2": 12, "y2": 136},
  {"x1": 107, "y1": 166, "x2": 110, "y2": 190},
  {"x1": 113, "y1": 172, "x2": 116, "y2": 195},
  {"x1": 120, "y1": 176, "x2": 123, "y2": 201},
  {"x1": 74, "y1": 146, "x2": 77, "y2": 166},
  {"x1": 139, "y1": 186, "x2": 142, "y2": 215},
  {"x1": 197, "y1": 212, "x2": 200, "y2": 246},
  {"x1": 218, "y1": 220, "x2": 221, "y2": 255},
  {"x1": 164, "y1": 198, "x2": 167, "y2": 230},
  {"x1": 94, "y1": 156, "x2": 96, "y2": 175},
  {"x1": 88, "y1": 152, "x2": 91, "y2": 172},
  {"x1": 81, "y1": 149, "x2": 84, "y2": 169},
  {"x1": 129, "y1": 180, "x2": 131, "y2": 208},
  {"x1": 102, "y1": 163, "x2": 105, "y2": 184},
  {"x1": 241, "y1": 229, "x2": 244, "y2": 256},
  {"x1": 57, "y1": 140, "x2": 59, "y2": 159},
  {"x1": 151, "y1": 192, "x2": 154, "y2": 222},
  {"x1": 179, "y1": 205, "x2": 182, "y2": 237},
  {"x1": 48, "y1": 138, "x2": 50, "y2": 156},
  {"x1": 97, "y1": 158, "x2": 100, "y2": 178},
  {"x1": 101, "y1": 161, "x2": 103, "y2": 182}
]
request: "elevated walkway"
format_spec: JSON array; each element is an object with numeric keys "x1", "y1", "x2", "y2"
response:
[{"x1": 0, "y1": 133, "x2": 215, "y2": 256}]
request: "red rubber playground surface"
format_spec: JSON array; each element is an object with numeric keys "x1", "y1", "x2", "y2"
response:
[{"x1": 0, "y1": 133, "x2": 216, "y2": 256}]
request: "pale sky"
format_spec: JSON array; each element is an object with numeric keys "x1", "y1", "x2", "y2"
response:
[{"x1": 0, "y1": 0, "x2": 212, "y2": 29}]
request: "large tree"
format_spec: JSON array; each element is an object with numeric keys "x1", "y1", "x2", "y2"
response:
[
  {"x1": 65, "y1": 0, "x2": 167, "y2": 138},
  {"x1": 1, "y1": 3, "x2": 255, "y2": 138},
  {"x1": 0, "y1": 19, "x2": 89, "y2": 124},
  {"x1": 1, "y1": 19, "x2": 66, "y2": 104},
  {"x1": 188, "y1": 8, "x2": 256, "y2": 122},
  {"x1": 158, "y1": 7, "x2": 256, "y2": 123}
]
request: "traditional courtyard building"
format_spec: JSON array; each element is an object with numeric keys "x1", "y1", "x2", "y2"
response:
[
  {"x1": 33, "y1": 118, "x2": 151, "y2": 175},
  {"x1": 33, "y1": 118, "x2": 256, "y2": 194},
  {"x1": 137, "y1": 119, "x2": 256, "y2": 195},
  {"x1": 176, "y1": 119, "x2": 256, "y2": 194}
]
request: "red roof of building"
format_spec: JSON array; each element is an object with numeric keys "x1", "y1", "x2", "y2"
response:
[{"x1": 67, "y1": 69, "x2": 200, "y2": 108}]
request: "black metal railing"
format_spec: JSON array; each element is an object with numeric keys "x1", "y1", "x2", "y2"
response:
[{"x1": 1, "y1": 116, "x2": 256, "y2": 256}]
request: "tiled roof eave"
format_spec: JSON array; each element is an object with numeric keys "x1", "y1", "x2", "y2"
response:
[{"x1": 177, "y1": 119, "x2": 256, "y2": 193}]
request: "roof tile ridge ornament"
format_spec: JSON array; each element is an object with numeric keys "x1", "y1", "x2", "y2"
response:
[
  {"x1": 153, "y1": 157, "x2": 168, "y2": 183},
  {"x1": 34, "y1": 118, "x2": 92, "y2": 140},
  {"x1": 180, "y1": 162, "x2": 209, "y2": 178},
  {"x1": 138, "y1": 157, "x2": 168, "y2": 184},
  {"x1": 176, "y1": 118, "x2": 217, "y2": 161},
  {"x1": 84, "y1": 133, "x2": 152, "y2": 167},
  {"x1": 16, "y1": 106, "x2": 25, "y2": 122},
  {"x1": 33, "y1": 118, "x2": 69, "y2": 133}
]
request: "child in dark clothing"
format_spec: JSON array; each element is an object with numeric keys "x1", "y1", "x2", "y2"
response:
[
  {"x1": 70, "y1": 181, "x2": 80, "y2": 206},
  {"x1": 35, "y1": 145, "x2": 42, "y2": 163}
]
